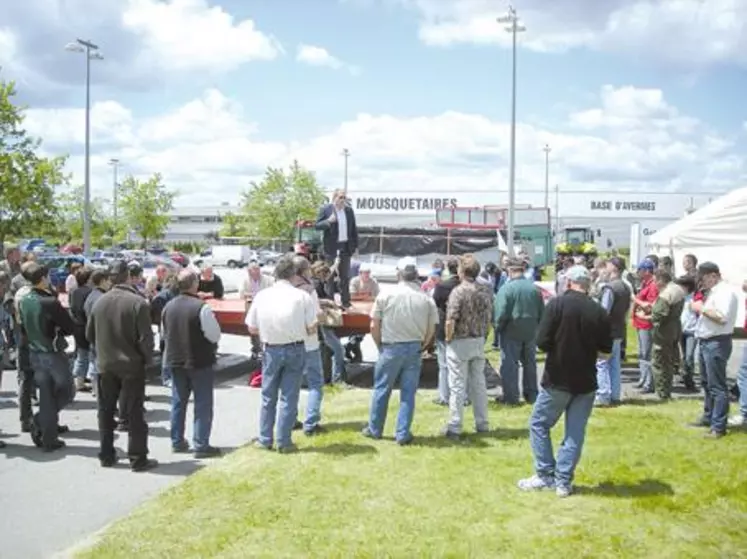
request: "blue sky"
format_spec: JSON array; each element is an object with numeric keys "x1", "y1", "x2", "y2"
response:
[{"x1": 2, "y1": 0, "x2": 746, "y2": 212}]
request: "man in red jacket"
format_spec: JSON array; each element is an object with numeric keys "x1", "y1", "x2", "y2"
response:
[{"x1": 632, "y1": 259, "x2": 658, "y2": 393}]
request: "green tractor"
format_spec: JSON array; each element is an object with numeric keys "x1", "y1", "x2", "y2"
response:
[{"x1": 555, "y1": 227, "x2": 598, "y2": 269}]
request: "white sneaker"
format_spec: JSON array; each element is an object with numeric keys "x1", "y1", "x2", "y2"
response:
[
  {"x1": 517, "y1": 475, "x2": 554, "y2": 492},
  {"x1": 727, "y1": 415, "x2": 746, "y2": 427},
  {"x1": 556, "y1": 485, "x2": 572, "y2": 498}
]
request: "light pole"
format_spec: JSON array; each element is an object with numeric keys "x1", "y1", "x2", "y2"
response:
[
  {"x1": 109, "y1": 158, "x2": 120, "y2": 225},
  {"x1": 342, "y1": 148, "x2": 350, "y2": 194},
  {"x1": 543, "y1": 144, "x2": 551, "y2": 209},
  {"x1": 555, "y1": 183, "x2": 560, "y2": 235},
  {"x1": 497, "y1": 5, "x2": 525, "y2": 256},
  {"x1": 65, "y1": 39, "x2": 103, "y2": 255}
]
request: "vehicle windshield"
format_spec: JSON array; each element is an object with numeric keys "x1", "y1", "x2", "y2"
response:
[
  {"x1": 566, "y1": 230, "x2": 586, "y2": 245},
  {"x1": 299, "y1": 226, "x2": 322, "y2": 245}
]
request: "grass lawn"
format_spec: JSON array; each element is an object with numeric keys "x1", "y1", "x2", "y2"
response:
[{"x1": 78, "y1": 389, "x2": 747, "y2": 558}]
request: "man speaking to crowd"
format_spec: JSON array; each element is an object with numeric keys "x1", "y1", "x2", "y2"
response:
[{"x1": 315, "y1": 189, "x2": 358, "y2": 308}]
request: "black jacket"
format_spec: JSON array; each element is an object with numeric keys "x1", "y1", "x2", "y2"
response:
[
  {"x1": 537, "y1": 290, "x2": 612, "y2": 395},
  {"x1": 198, "y1": 275, "x2": 224, "y2": 299},
  {"x1": 69, "y1": 285, "x2": 93, "y2": 350},
  {"x1": 432, "y1": 276, "x2": 459, "y2": 341},
  {"x1": 86, "y1": 284, "x2": 154, "y2": 375},
  {"x1": 314, "y1": 203, "x2": 358, "y2": 258}
]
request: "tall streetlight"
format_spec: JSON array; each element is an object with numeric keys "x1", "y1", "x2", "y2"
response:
[
  {"x1": 497, "y1": 5, "x2": 525, "y2": 256},
  {"x1": 109, "y1": 158, "x2": 120, "y2": 225},
  {"x1": 342, "y1": 148, "x2": 350, "y2": 194},
  {"x1": 542, "y1": 144, "x2": 551, "y2": 209},
  {"x1": 65, "y1": 39, "x2": 104, "y2": 255},
  {"x1": 554, "y1": 183, "x2": 560, "y2": 235}
]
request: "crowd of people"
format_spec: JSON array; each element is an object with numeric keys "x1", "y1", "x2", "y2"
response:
[{"x1": 0, "y1": 230, "x2": 744, "y2": 495}]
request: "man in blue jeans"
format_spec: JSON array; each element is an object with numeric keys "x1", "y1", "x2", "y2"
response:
[
  {"x1": 518, "y1": 266, "x2": 612, "y2": 498},
  {"x1": 363, "y1": 257, "x2": 438, "y2": 445},
  {"x1": 161, "y1": 270, "x2": 222, "y2": 458},
  {"x1": 494, "y1": 258, "x2": 545, "y2": 405},
  {"x1": 246, "y1": 256, "x2": 318, "y2": 453},
  {"x1": 290, "y1": 255, "x2": 325, "y2": 435},
  {"x1": 594, "y1": 257, "x2": 631, "y2": 407},
  {"x1": 690, "y1": 262, "x2": 738, "y2": 437},
  {"x1": 17, "y1": 262, "x2": 77, "y2": 452}
]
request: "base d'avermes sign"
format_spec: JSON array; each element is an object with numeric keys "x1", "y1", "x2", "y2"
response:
[{"x1": 590, "y1": 200, "x2": 657, "y2": 212}]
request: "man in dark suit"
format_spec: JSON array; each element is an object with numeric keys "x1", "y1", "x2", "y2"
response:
[{"x1": 315, "y1": 189, "x2": 358, "y2": 307}]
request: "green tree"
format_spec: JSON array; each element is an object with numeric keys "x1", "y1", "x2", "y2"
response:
[
  {"x1": 118, "y1": 173, "x2": 176, "y2": 248},
  {"x1": 219, "y1": 211, "x2": 247, "y2": 237},
  {"x1": 56, "y1": 184, "x2": 119, "y2": 246},
  {"x1": 240, "y1": 161, "x2": 327, "y2": 240},
  {"x1": 0, "y1": 76, "x2": 67, "y2": 249}
]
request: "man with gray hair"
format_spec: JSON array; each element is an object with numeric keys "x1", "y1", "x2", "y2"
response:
[
  {"x1": 289, "y1": 255, "x2": 325, "y2": 435},
  {"x1": 363, "y1": 257, "x2": 438, "y2": 445},
  {"x1": 239, "y1": 261, "x2": 274, "y2": 360},
  {"x1": 161, "y1": 269, "x2": 222, "y2": 458},
  {"x1": 246, "y1": 255, "x2": 318, "y2": 452},
  {"x1": 518, "y1": 265, "x2": 612, "y2": 498}
]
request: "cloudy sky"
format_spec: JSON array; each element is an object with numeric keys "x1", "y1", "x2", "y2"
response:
[{"x1": 2, "y1": 0, "x2": 746, "y2": 211}]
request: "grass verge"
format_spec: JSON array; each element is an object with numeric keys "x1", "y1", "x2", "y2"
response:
[{"x1": 78, "y1": 390, "x2": 746, "y2": 559}]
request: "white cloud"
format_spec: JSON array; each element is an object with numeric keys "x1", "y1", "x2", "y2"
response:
[
  {"x1": 122, "y1": 0, "x2": 283, "y2": 73},
  {"x1": 22, "y1": 85, "x2": 745, "y2": 211},
  {"x1": 296, "y1": 44, "x2": 360, "y2": 75},
  {"x1": 402, "y1": 0, "x2": 747, "y2": 68},
  {"x1": 0, "y1": 28, "x2": 17, "y2": 64}
]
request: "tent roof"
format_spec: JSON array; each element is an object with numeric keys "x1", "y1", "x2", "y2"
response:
[{"x1": 648, "y1": 186, "x2": 747, "y2": 249}]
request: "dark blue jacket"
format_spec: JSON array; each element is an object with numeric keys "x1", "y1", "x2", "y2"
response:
[{"x1": 314, "y1": 203, "x2": 359, "y2": 258}]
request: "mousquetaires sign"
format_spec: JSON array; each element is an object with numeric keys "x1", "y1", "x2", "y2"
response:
[{"x1": 353, "y1": 196, "x2": 458, "y2": 212}]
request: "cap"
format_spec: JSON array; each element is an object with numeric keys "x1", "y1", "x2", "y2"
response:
[
  {"x1": 608, "y1": 256, "x2": 626, "y2": 271},
  {"x1": 359, "y1": 263, "x2": 372, "y2": 272},
  {"x1": 697, "y1": 261, "x2": 720, "y2": 276},
  {"x1": 637, "y1": 259, "x2": 655, "y2": 272},
  {"x1": 505, "y1": 257, "x2": 526, "y2": 270},
  {"x1": 397, "y1": 256, "x2": 417, "y2": 271},
  {"x1": 566, "y1": 265, "x2": 591, "y2": 282}
]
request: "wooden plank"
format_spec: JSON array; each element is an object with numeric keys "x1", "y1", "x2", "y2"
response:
[{"x1": 59, "y1": 294, "x2": 372, "y2": 336}]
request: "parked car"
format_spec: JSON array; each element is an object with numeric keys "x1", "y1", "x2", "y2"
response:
[
  {"x1": 193, "y1": 245, "x2": 252, "y2": 268},
  {"x1": 141, "y1": 255, "x2": 180, "y2": 272},
  {"x1": 168, "y1": 251, "x2": 190, "y2": 268}
]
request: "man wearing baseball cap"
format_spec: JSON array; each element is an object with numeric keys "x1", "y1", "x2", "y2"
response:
[
  {"x1": 690, "y1": 262, "x2": 738, "y2": 437},
  {"x1": 518, "y1": 265, "x2": 612, "y2": 497},
  {"x1": 363, "y1": 256, "x2": 438, "y2": 445},
  {"x1": 631, "y1": 259, "x2": 658, "y2": 393}
]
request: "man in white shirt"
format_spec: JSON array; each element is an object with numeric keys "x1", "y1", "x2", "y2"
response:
[
  {"x1": 246, "y1": 256, "x2": 318, "y2": 452},
  {"x1": 239, "y1": 262, "x2": 274, "y2": 359},
  {"x1": 362, "y1": 257, "x2": 438, "y2": 445},
  {"x1": 690, "y1": 262, "x2": 738, "y2": 438}
]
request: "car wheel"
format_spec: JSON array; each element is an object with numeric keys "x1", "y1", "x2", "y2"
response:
[
  {"x1": 194, "y1": 260, "x2": 202, "y2": 267},
  {"x1": 227, "y1": 260, "x2": 237, "y2": 268}
]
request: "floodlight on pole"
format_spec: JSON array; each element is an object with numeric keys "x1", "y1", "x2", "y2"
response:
[
  {"x1": 342, "y1": 148, "x2": 350, "y2": 194},
  {"x1": 109, "y1": 158, "x2": 120, "y2": 226},
  {"x1": 497, "y1": 5, "x2": 525, "y2": 256},
  {"x1": 66, "y1": 38, "x2": 103, "y2": 256},
  {"x1": 543, "y1": 144, "x2": 551, "y2": 209}
]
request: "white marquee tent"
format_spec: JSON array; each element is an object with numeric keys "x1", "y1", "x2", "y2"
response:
[{"x1": 648, "y1": 186, "x2": 747, "y2": 328}]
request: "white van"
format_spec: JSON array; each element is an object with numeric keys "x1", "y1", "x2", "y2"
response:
[{"x1": 194, "y1": 245, "x2": 252, "y2": 268}]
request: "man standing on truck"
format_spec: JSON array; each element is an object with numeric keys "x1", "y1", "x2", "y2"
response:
[{"x1": 315, "y1": 189, "x2": 358, "y2": 308}]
